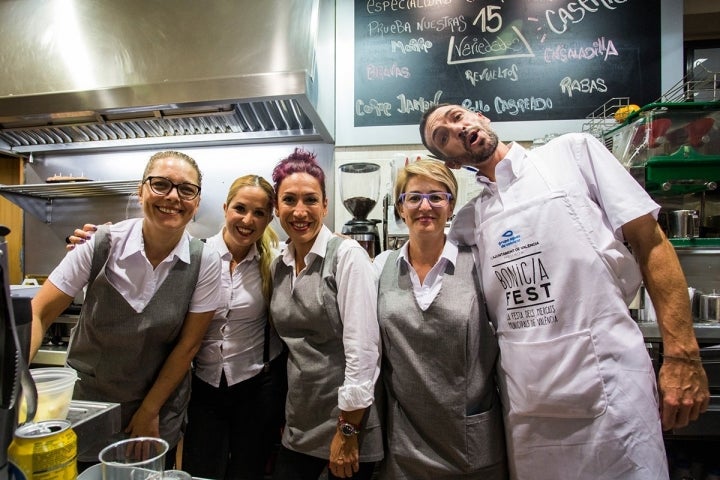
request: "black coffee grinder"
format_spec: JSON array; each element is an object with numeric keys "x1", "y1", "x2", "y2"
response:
[{"x1": 339, "y1": 163, "x2": 382, "y2": 258}]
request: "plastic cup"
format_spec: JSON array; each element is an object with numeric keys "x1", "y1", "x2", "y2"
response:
[
  {"x1": 99, "y1": 437, "x2": 168, "y2": 480},
  {"x1": 18, "y1": 367, "x2": 78, "y2": 423}
]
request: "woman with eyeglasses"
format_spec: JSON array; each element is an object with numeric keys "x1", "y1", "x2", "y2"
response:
[
  {"x1": 373, "y1": 159, "x2": 507, "y2": 479},
  {"x1": 269, "y1": 148, "x2": 383, "y2": 480},
  {"x1": 30, "y1": 150, "x2": 222, "y2": 469}
]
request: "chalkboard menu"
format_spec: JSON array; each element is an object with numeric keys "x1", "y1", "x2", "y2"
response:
[{"x1": 354, "y1": 0, "x2": 661, "y2": 127}]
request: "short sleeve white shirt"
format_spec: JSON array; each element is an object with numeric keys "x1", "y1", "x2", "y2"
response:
[
  {"x1": 448, "y1": 133, "x2": 659, "y2": 302},
  {"x1": 48, "y1": 218, "x2": 222, "y2": 313},
  {"x1": 450, "y1": 133, "x2": 659, "y2": 244}
]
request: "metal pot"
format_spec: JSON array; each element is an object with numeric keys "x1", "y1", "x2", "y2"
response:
[
  {"x1": 668, "y1": 209, "x2": 699, "y2": 238},
  {"x1": 699, "y1": 291, "x2": 720, "y2": 323}
]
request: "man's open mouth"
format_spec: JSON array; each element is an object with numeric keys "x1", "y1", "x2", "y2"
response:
[{"x1": 466, "y1": 131, "x2": 479, "y2": 150}]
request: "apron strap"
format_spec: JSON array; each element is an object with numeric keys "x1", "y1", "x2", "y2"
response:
[{"x1": 262, "y1": 320, "x2": 270, "y2": 372}]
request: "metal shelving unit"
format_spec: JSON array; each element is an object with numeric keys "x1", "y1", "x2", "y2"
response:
[
  {"x1": 582, "y1": 96, "x2": 631, "y2": 146},
  {"x1": 0, "y1": 180, "x2": 139, "y2": 223},
  {"x1": 584, "y1": 65, "x2": 720, "y2": 149}
]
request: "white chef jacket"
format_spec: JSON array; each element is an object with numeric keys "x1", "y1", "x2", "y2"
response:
[
  {"x1": 193, "y1": 229, "x2": 283, "y2": 387},
  {"x1": 373, "y1": 239, "x2": 459, "y2": 311},
  {"x1": 48, "y1": 217, "x2": 222, "y2": 314},
  {"x1": 278, "y1": 225, "x2": 380, "y2": 411}
]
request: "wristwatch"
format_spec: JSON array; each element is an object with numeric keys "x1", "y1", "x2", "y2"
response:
[{"x1": 337, "y1": 416, "x2": 361, "y2": 437}]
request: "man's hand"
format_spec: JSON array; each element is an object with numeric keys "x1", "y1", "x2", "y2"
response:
[
  {"x1": 658, "y1": 356, "x2": 709, "y2": 430},
  {"x1": 623, "y1": 215, "x2": 710, "y2": 431}
]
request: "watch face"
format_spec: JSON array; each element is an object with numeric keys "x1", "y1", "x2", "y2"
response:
[{"x1": 340, "y1": 422, "x2": 356, "y2": 436}]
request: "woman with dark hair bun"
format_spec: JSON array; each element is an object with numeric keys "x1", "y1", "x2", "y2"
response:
[{"x1": 270, "y1": 148, "x2": 383, "y2": 480}]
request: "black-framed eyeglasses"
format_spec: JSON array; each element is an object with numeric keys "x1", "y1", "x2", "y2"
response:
[
  {"x1": 398, "y1": 192, "x2": 453, "y2": 208},
  {"x1": 144, "y1": 176, "x2": 201, "y2": 200}
]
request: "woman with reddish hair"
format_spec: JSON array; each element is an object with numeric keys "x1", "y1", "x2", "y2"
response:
[{"x1": 269, "y1": 148, "x2": 383, "y2": 480}]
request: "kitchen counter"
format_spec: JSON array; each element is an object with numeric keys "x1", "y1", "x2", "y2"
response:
[
  {"x1": 638, "y1": 321, "x2": 720, "y2": 343},
  {"x1": 67, "y1": 400, "x2": 122, "y2": 463}
]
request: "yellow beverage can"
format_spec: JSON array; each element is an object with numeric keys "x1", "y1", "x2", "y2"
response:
[{"x1": 8, "y1": 419, "x2": 77, "y2": 480}]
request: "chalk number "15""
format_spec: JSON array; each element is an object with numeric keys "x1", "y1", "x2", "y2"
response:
[{"x1": 473, "y1": 5, "x2": 502, "y2": 33}]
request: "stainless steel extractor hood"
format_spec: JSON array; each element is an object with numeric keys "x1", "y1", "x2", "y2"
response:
[{"x1": 0, "y1": 0, "x2": 335, "y2": 154}]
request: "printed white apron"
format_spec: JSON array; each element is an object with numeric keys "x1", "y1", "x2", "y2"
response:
[{"x1": 477, "y1": 160, "x2": 668, "y2": 479}]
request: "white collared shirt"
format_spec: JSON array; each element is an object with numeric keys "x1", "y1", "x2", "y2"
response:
[
  {"x1": 279, "y1": 226, "x2": 381, "y2": 411},
  {"x1": 373, "y1": 239, "x2": 459, "y2": 311},
  {"x1": 193, "y1": 229, "x2": 283, "y2": 387},
  {"x1": 48, "y1": 218, "x2": 222, "y2": 313}
]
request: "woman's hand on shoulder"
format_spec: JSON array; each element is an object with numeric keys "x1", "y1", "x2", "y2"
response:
[{"x1": 65, "y1": 223, "x2": 109, "y2": 251}]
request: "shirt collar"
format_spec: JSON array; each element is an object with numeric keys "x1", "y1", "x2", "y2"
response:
[
  {"x1": 117, "y1": 218, "x2": 145, "y2": 261},
  {"x1": 212, "y1": 228, "x2": 260, "y2": 264},
  {"x1": 396, "y1": 236, "x2": 459, "y2": 268},
  {"x1": 280, "y1": 224, "x2": 332, "y2": 267},
  {"x1": 119, "y1": 218, "x2": 192, "y2": 264},
  {"x1": 476, "y1": 141, "x2": 527, "y2": 186}
]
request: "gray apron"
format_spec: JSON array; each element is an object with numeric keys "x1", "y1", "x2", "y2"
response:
[
  {"x1": 67, "y1": 226, "x2": 203, "y2": 448},
  {"x1": 476, "y1": 155, "x2": 667, "y2": 479},
  {"x1": 377, "y1": 246, "x2": 507, "y2": 480},
  {"x1": 270, "y1": 236, "x2": 383, "y2": 461}
]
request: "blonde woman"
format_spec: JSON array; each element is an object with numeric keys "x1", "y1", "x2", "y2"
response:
[
  {"x1": 181, "y1": 174, "x2": 287, "y2": 479},
  {"x1": 374, "y1": 159, "x2": 507, "y2": 479}
]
